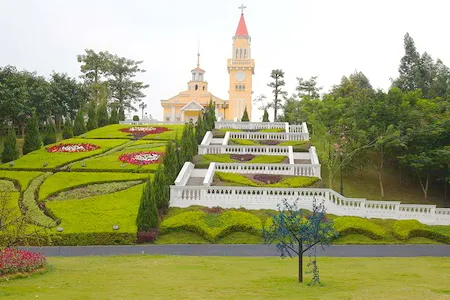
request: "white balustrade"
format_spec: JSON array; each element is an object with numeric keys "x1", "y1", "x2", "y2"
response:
[
  {"x1": 215, "y1": 121, "x2": 289, "y2": 131},
  {"x1": 198, "y1": 145, "x2": 291, "y2": 156},
  {"x1": 200, "y1": 131, "x2": 213, "y2": 146},
  {"x1": 174, "y1": 162, "x2": 195, "y2": 186},
  {"x1": 214, "y1": 163, "x2": 321, "y2": 177},
  {"x1": 309, "y1": 146, "x2": 320, "y2": 178},
  {"x1": 222, "y1": 131, "x2": 231, "y2": 145},
  {"x1": 203, "y1": 163, "x2": 216, "y2": 186},
  {"x1": 228, "y1": 131, "x2": 309, "y2": 141}
]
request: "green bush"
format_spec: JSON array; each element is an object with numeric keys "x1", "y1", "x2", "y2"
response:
[
  {"x1": 214, "y1": 172, "x2": 320, "y2": 188},
  {"x1": 73, "y1": 109, "x2": 86, "y2": 136},
  {"x1": 133, "y1": 115, "x2": 139, "y2": 121},
  {"x1": 241, "y1": 107, "x2": 250, "y2": 122},
  {"x1": 333, "y1": 217, "x2": 386, "y2": 240},
  {"x1": 42, "y1": 119, "x2": 57, "y2": 146},
  {"x1": 262, "y1": 109, "x2": 269, "y2": 122},
  {"x1": 229, "y1": 139, "x2": 259, "y2": 146},
  {"x1": 1, "y1": 128, "x2": 19, "y2": 163},
  {"x1": 62, "y1": 118, "x2": 74, "y2": 139},
  {"x1": 97, "y1": 101, "x2": 109, "y2": 127},
  {"x1": 136, "y1": 180, "x2": 159, "y2": 232},
  {"x1": 160, "y1": 211, "x2": 262, "y2": 242},
  {"x1": 392, "y1": 220, "x2": 450, "y2": 243},
  {"x1": 87, "y1": 101, "x2": 98, "y2": 131},
  {"x1": 23, "y1": 112, "x2": 42, "y2": 155}
]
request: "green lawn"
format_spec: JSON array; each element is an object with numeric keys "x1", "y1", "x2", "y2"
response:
[
  {"x1": 39, "y1": 172, "x2": 150, "y2": 200},
  {"x1": 214, "y1": 172, "x2": 320, "y2": 188},
  {"x1": 0, "y1": 170, "x2": 44, "y2": 190},
  {"x1": 0, "y1": 139, "x2": 127, "y2": 170},
  {"x1": 229, "y1": 139, "x2": 310, "y2": 151},
  {"x1": 194, "y1": 154, "x2": 288, "y2": 168},
  {"x1": 1, "y1": 256, "x2": 449, "y2": 299},
  {"x1": 81, "y1": 124, "x2": 184, "y2": 140}
]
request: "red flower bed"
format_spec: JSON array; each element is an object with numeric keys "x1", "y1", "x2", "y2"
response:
[
  {"x1": 0, "y1": 248, "x2": 46, "y2": 276},
  {"x1": 45, "y1": 143, "x2": 100, "y2": 153},
  {"x1": 120, "y1": 126, "x2": 170, "y2": 137},
  {"x1": 119, "y1": 151, "x2": 163, "y2": 165},
  {"x1": 253, "y1": 174, "x2": 283, "y2": 184},
  {"x1": 230, "y1": 154, "x2": 255, "y2": 161}
]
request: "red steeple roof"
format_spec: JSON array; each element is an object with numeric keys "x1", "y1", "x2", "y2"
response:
[{"x1": 235, "y1": 14, "x2": 249, "y2": 37}]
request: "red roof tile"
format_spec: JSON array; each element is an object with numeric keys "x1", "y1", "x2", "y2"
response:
[{"x1": 235, "y1": 14, "x2": 249, "y2": 37}]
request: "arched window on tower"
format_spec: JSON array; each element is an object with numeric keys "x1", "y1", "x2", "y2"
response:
[
  {"x1": 195, "y1": 84, "x2": 198, "y2": 90},
  {"x1": 244, "y1": 49, "x2": 247, "y2": 59},
  {"x1": 239, "y1": 49, "x2": 242, "y2": 59},
  {"x1": 235, "y1": 49, "x2": 238, "y2": 59}
]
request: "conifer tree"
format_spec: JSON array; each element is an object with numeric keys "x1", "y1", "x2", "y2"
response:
[
  {"x1": 241, "y1": 106, "x2": 250, "y2": 122},
  {"x1": 136, "y1": 179, "x2": 158, "y2": 232},
  {"x1": 1, "y1": 127, "x2": 19, "y2": 163},
  {"x1": 189, "y1": 121, "x2": 198, "y2": 156},
  {"x1": 195, "y1": 113, "x2": 205, "y2": 144},
  {"x1": 73, "y1": 109, "x2": 87, "y2": 136},
  {"x1": 163, "y1": 140, "x2": 178, "y2": 184},
  {"x1": 97, "y1": 101, "x2": 109, "y2": 127},
  {"x1": 119, "y1": 106, "x2": 126, "y2": 121},
  {"x1": 109, "y1": 105, "x2": 119, "y2": 124},
  {"x1": 153, "y1": 165, "x2": 169, "y2": 210},
  {"x1": 42, "y1": 119, "x2": 57, "y2": 145},
  {"x1": 62, "y1": 118, "x2": 74, "y2": 139},
  {"x1": 174, "y1": 135, "x2": 183, "y2": 171},
  {"x1": 23, "y1": 112, "x2": 42, "y2": 155},
  {"x1": 86, "y1": 100, "x2": 98, "y2": 130},
  {"x1": 262, "y1": 108, "x2": 269, "y2": 122}
]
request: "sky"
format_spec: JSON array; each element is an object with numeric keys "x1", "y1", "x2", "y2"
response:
[{"x1": 1, "y1": 0, "x2": 450, "y2": 121}]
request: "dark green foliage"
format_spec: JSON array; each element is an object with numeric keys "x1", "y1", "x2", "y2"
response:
[
  {"x1": 241, "y1": 107, "x2": 249, "y2": 122},
  {"x1": 163, "y1": 140, "x2": 178, "y2": 184},
  {"x1": 73, "y1": 109, "x2": 86, "y2": 136},
  {"x1": 118, "y1": 106, "x2": 125, "y2": 121},
  {"x1": 267, "y1": 69, "x2": 287, "y2": 121},
  {"x1": 109, "y1": 105, "x2": 119, "y2": 124},
  {"x1": 1, "y1": 127, "x2": 19, "y2": 163},
  {"x1": 97, "y1": 101, "x2": 109, "y2": 127},
  {"x1": 22, "y1": 113, "x2": 42, "y2": 155},
  {"x1": 86, "y1": 101, "x2": 98, "y2": 130},
  {"x1": 136, "y1": 179, "x2": 159, "y2": 232},
  {"x1": 262, "y1": 109, "x2": 269, "y2": 122},
  {"x1": 42, "y1": 119, "x2": 57, "y2": 146},
  {"x1": 62, "y1": 118, "x2": 74, "y2": 139},
  {"x1": 153, "y1": 165, "x2": 169, "y2": 210},
  {"x1": 195, "y1": 114, "x2": 206, "y2": 144},
  {"x1": 133, "y1": 115, "x2": 139, "y2": 121}
]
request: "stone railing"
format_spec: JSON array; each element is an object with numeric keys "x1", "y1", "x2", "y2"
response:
[
  {"x1": 222, "y1": 131, "x2": 231, "y2": 145},
  {"x1": 169, "y1": 185, "x2": 450, "y2": 225},
  {"x1": 228, "y1": 132, "x2": 309, "y2": 141},
  {"x1": 200, "y1": 131, "x2": 213, "y2": 146},
  {"x1": 213, "y1": 162, "x2": 321, "y2": 178},
  {"x1": 309, "y1": 146, "x2": 320, "y2": 167},
  {"x1": 214, "y1": 121, "x2": 288, "y2": 131},
  {"x1": 203, "y1": 162, "x2": 217, "y2": 186},
  {"x1": 174, "y1": 162, "x2": 195, "y2": 186},
  {"x1": 198, "y1": 145, "x2": 292, "y2": 156}
]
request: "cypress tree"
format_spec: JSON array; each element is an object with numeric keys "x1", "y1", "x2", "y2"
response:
[
  {"x1": 119, "y1": 106, "x2": 125, "y2": 121},
  {"x1": 163, "y1": 141, "x2": 178, "y2": 184},
  {"x1": 62, "y1": 118, "x2": 74, "y2": 139},
  {"x1": 109, "y1": 105, "x2": 119, "y2": 124},
  {"x1": 86, "y1": 101, "x2": 98, "y2": 130},
  {"x1": 262, "y1": 108, "x2": 269, "y2": 122},
  {"x1": 241, "y1": 107, "x2": 250, "y2": 122},
  {"x1": 189, "y1": 121, "x2": 198, "y2": 156},
  {"x1": 73, "y1": 109, "x2": 87, "y2": 136},
  {"x1": 97, "y1": 101, "x2": 109, "y2": 127},
  {"x1": 22, "y1": 112, "x2": 42, "y2": 155},
  {"x1": 136, "y1": 179, "x2": 158, "y2": 232},
  {"x1": 174, "y1": 135, "x2": 183, "y2": 172},
  {"x1": 1, "y1": 127, "x2": 19, "y2": 163},
  {"x1": 154, "y1": 165, "x2": 169, "y2": 210},
  {"x1": 195, "y1": 114, "x2": 204, "y2": 144},
  {"x1": 42, "y1": 119, "x2": 57, "y2": 145}
]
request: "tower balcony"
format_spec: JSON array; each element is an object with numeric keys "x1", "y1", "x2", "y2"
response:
[{"x1": 227, "y1": 59, "x2": 255, "y2": 72}]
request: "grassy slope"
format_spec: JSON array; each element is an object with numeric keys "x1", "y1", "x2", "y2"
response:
[
  {"x1": 0, "y1": 171, "x2": 44, "y2": 190},
  {"x1": 47, "y1": 184, "x2": 145, "y2": 234},
  {"x1": 0, "y1": 139, "x2": 127, "y2": 169},
  {"x1": 82, "y1": 124, "x2": 184, "y2": 140},
  {"x1": 39, "y1": 172, "x2": 150, "y2": 200},
  {"x1": 1, "y1": 256, "x2": 449, "y2": 299}
]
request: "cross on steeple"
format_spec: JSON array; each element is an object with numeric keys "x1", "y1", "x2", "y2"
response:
[{"x1": 238, "y1": 4, "x2": 246, "y2": 15}]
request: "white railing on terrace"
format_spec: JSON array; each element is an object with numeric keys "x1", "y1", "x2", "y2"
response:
[
  {"x1": 203, "y1": 162, "x2": 216, "y2": 186},
  {"x1": 215, "y1": 121, "x2": 288, "y2": 131},
  {"x1": 198, "y1": 145, "x2": 292, "y2": 156},
  {"x1": 213, "y1": 162, "x2": 321, "y2": 178},
  {"x1": 200, "y1": 131, "x2": 213, "y2": 146},
  {"x1": 288, "y1": 122, "x2": 309, "y2": 134},
  {"x1": 222, "y1": 131, "x2": 230, "y2": 145},
  {"x1": 174, "y1": 162, "x2": 195, "y2": 186},
  {"x1": 228, "y1": 132, "x2": 309, "y2": 141},
  {"x1": 169, "y1": 185, "x2": 450, "y2": 225},
  {"x1": 309, "y1": 146, "x2": 320, "y2": 166}
]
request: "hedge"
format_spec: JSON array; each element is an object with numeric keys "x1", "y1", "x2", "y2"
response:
[
  {"x1": 82, "y1": 124, "x2": 185, "y2": 140},
  {"x1": 160, "y1": 211, "x2": 263, "y2": 242},
  {"x1": 392, "y1": 220, "x2": 450, "y2": 244},
  {"x1": 214, "y1": 172, "x2": 320, "y2": 188},
  {"x1": 333, "y1": 217, "x2": 386, "y2": 240},
  {"x1": 0, "y1": 171, "x2": 44, "y2": 191}
]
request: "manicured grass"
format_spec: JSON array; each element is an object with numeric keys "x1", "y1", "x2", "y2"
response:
[
  {"x1": 214, "y1": 172, "x2": 320, "y2": 188},
  {"x1": 0, "y1": 171, "x2": 44, "y2": 190},
  {"x1": 0, "y1": 139, "x2": 127, "y2": 170},
  {"x1": 47, "y1": 184, "x2": 145, "y2": 234},
  {"x1": 39, "y1": 172, "x2": 149, "y2": 200},
  {"x1": 81, "y1": 124, "x2": 184, "y2": 140},
  {"x1": 229, "y1": 139, "x2": 310, "y2": 151},
  {"x1": 1, "y1": 256, "x2": 449, "y2": 299},
  {"x1": 69, "y1": 145, "x2": 166, "y2": 172},
  {"x1": 194, "y1": 154, "x2": 288, "y2": 168}
]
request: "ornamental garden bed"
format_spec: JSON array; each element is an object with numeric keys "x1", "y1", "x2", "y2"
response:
[
  {"x1": 193, "y1": 154, "x2": 288, "y2": 168},
  {"x1": 0, "y1": 139, "x2": 127, "y2": 170},
  {"x1": 212, "y1": 172, "x2": 321, "y2": 188},
  {"x1": 0, "y1": 248, "x2": 46, "y2": 277},
  {"x1": 229, "y1": 139, "x2": 311, "y2": 152},
  {"x1": 81, "y1": 124, "x2": 184, "y2": 140}
]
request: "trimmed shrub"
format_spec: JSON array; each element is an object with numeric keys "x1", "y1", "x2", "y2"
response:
[
  {"x1": 86, "y1": 100, "x2": 98, "y2": 130},
  {"x1": 160, "y1": 211, "x2": 262, "y2": 242},
  {"x1": 241, "y1": 107, "x2": 250, "y2": 122},
  {"x1": 97, "y1": 101, "x2": 109, "y2": 127},
  {"x1": 262, "y1": 108, "x2": 269, "y2": 122},
  {"x1": 333, "y1": 217, "x2": 386, "y2": 240},
  {"x1": 22, "y1": 113, "x2": 42, "y2": 155},
  {"x1": 136, "y1": 180, "x2": 159, "y2": 236},
  {"x1": 62, "y1": 118, "x2": 74, "y2": 139},
  {"x1": 42, "y1": 119, "x2": 57, "y2": 146},
  {"x1": 1, "y1": 128, "x2": 19, "y2": 163},
  {"x1": 22, "y1": 173, "x2": 56, "y2": 227},
  {"x1": 133, "y1": 115, "x2": 139, "y2": 121},
  {"x1": 392, "y1": 220, "x2": 450, "y2": 244},
  {"x1": 73, "y1": 109, "x2": 86, "y2": 136}
]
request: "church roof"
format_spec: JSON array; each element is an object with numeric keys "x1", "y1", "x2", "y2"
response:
[
  {"x1": 180, "y1": 99, "x2": 204, "y2": 111},
  {"x1": 235, "y1": 14, "x2": 249, "y2": 37}
]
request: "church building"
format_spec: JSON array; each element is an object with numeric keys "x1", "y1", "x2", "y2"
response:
[{"x1": 160, "y1": 8, "x2": 255, "y2": 122}]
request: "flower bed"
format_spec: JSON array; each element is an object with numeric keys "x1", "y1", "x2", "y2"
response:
[
  {"x1": 119, "y1": 151, "x2": 163, "y2": 165},
  {"x1": 230, "y1": 154, "x2": 255, "y2": 161},
  {"x1": 0, "y1": 248, "x2": 46, "y2": 276},
  {"x1": 46, "y1": 143, "x2": 100, "y2": 153},
  {"x1": 259, "y1": 140, "x2": 280, "y2": 145},
  {"x1": 253, "y1": 174, "x2": 282, "y2": 184},
  {"x1": 120, "y1": 126, "x2": 169, "y2": 137}
]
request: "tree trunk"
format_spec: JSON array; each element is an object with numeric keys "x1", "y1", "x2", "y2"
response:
[
  {"x1": 298, "y1": 244, "x2": 303, "y2": 283},
  {"x1": 378, "y1": 170, "x2": 384, "y2": 199}
]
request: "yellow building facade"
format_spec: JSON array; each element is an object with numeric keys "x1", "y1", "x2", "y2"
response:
[{"x1": 161, "y1": 10, "x2": 255, "y2": 122}]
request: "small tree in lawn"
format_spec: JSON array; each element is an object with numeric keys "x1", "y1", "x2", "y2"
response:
[
  {"x1": 262, "y1": 108, "x2": 270, "y2": 122},
  {"x1": 62, "y1": 118, "x2": 74, "y2": 139},
  {"x1": 42, "y1": 119, "x2": 57, "y2": 146},
  {"x1": 23, "y1": 112, "x2": 42, "y2": 155},
  {"x1": 136, "y1": 179, "x2": 159, "y2": 242},
  {"x1": 153, "y1": 164, "x2": 169, "y2": 210},
  {"x1": 263, "y1": 198, "x2": 337, "y2": 284},
  {"x1": 189, "y1": 120, "x2": 198, "y2": 156},
  {"x1": 97, "y1": 101, "x2": 109, "y2": 127},
  {"x1": 86, "y1": 100, "x2": 98, "y2": 130},
  {"x1": 109, "y1": 104, "x2": 119, "y2": 124},
  {"x1": 241, "y1": 106, "x2": 250, "y2": 122},
  {"x1": 1, "y1": 127, "x2": 19, "y2": 163},
  {"x1": 195, "y1": 113, "x2": 206, "y2": 144},
  {"x1": 73, "y1": 109, "x2": 86, "y2": 136},
  {"x1": 163, "y1": 140, "x2": 178, "y2": 184}
]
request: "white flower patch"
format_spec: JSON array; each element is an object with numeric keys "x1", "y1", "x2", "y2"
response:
[
  {"x1": 128, "y1": 127, "x2": 156, "y2": 132},
  {"x1": 133, "y1": 153, "x2": 160, "y2": 162}
]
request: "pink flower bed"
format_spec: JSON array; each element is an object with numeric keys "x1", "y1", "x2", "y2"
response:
[
  {"x1": 46, "y1": 143, "x2": 100, "y2": 153},
  {"x1": 119, "y1": 151, "x2": 163, "y2": 166},
  {"x1": 0, "y1": 248, "x2": 46, "y2": 276},
  {"x1": 120, "y1": 126, "x2": 170, "y2": 137}
]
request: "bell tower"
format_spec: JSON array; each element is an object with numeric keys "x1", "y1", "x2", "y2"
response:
[{"x1": 227, "y1": 5, "x2": 255, "y2": 121}]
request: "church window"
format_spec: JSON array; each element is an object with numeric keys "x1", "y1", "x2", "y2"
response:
[
  {"x1": 202, "y1": 86, "x2": 205, "y2": 91},
  {"x1": 195, "y1": 84, "x2": 198, "y2": 90}
]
